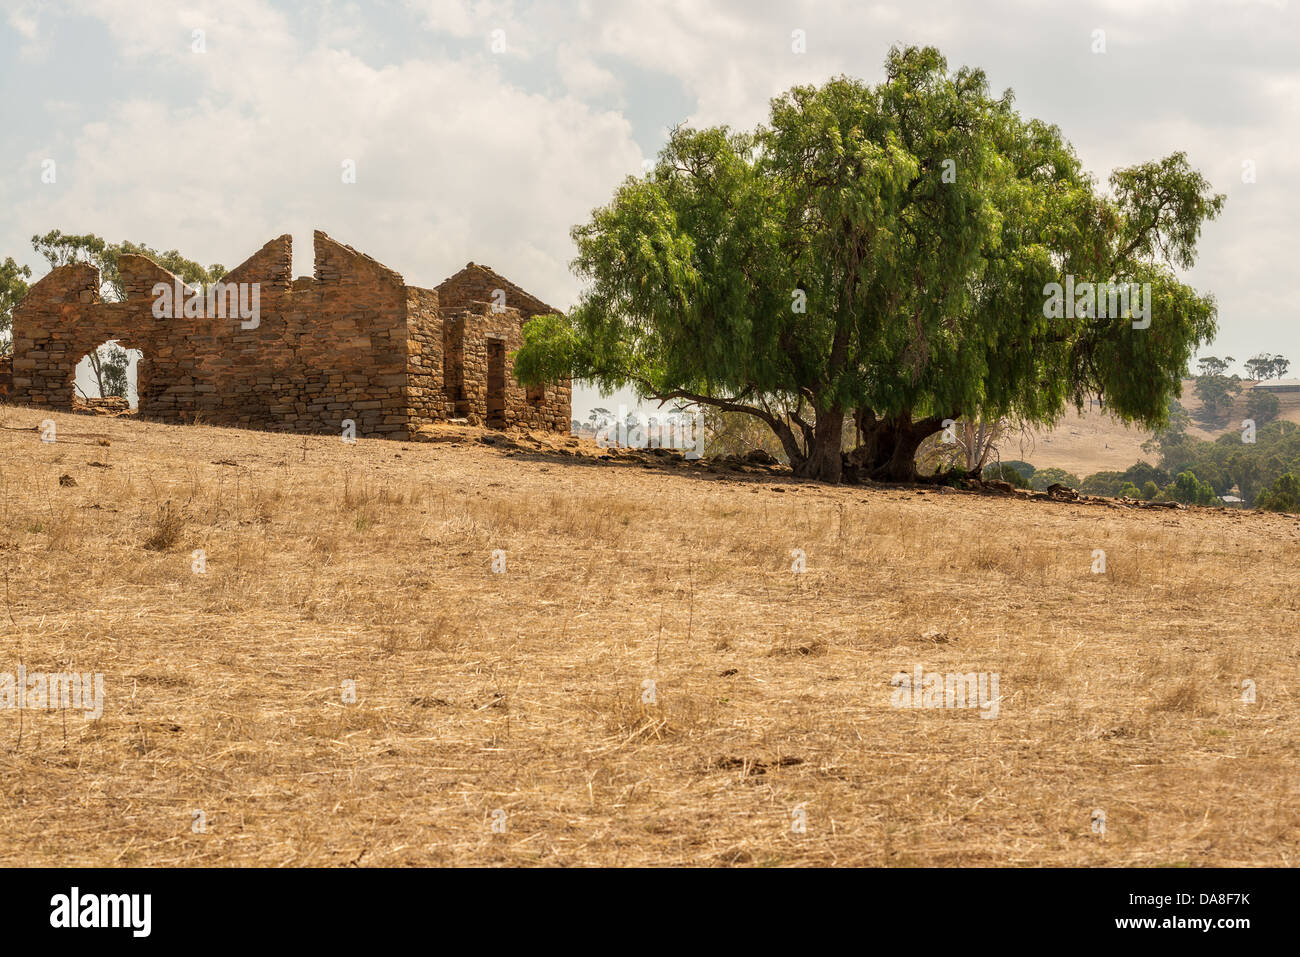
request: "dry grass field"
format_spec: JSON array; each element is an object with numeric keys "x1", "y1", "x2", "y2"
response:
[{"x1": 1, "y1": 404, "x2": 1297, "y2": 867}]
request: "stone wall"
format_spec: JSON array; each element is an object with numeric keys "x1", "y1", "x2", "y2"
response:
[
  {"x1": 404, "y1": 285, "x2": 446, "y2": 429},
  {"x1": 434, "y1": 262, "x2": 571, "y2": 430},
  {"x1": 436, "y1": 263, "x2": 559, "y2": 319},
  {"x1": 6, "y1": 231, "x2": 571, "y2": 437},
  {"x1": 9, "y1": 231, "x2": 412, "y2": 437},
  {"x1": 441, "y1": 303, "x2": 571, "y2": 431}
]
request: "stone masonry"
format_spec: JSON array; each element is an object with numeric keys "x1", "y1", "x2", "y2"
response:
[{"x1": 4, "y1": 231, "x2": 571, "y2": 438}]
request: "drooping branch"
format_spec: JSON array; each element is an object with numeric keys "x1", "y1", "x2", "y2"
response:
[{"x1": 638, "y1": 380, "x2": 815, "y2": 467}]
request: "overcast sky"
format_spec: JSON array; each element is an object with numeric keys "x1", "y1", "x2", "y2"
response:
[{"x1": 3, "y1": 0, "x2": 1296, "y2": 417}]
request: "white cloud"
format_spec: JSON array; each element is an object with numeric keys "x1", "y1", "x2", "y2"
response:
[
  {"x1": 406, "y1": 0, "x2": 527, "y2": 55},
  {"x1": 6, "y1": 0, "x2": 50, "y2": 58},
  {"x1": 556, "y1": 43, "x2": 622, "y2": 101},
  {"x1": 8, "y1": 0, "x2": 642, "y2": 306}
]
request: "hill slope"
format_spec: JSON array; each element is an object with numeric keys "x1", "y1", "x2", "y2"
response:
[{"x1": 1016, "y1": 379, "x2": 1300, "y2": 477}]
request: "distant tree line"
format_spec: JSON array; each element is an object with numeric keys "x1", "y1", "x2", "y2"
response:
[
  {"x1": 986, "y1": 401, "x2": 1300, "y2": 511},
  {"x1": 1192, "y1": 354, "x2": 1290, "y2": 426}
]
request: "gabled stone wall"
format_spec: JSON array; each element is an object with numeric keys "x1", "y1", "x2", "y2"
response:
[
  {"x1": 9, "y1": 232, "x2": 411, "y2": 437},
  {"x1": 405, "y1": 285, "x2": 447, "y2": 428},
  {"x1": 436, "y1": 263, "x2": 559, "y2": 319}
]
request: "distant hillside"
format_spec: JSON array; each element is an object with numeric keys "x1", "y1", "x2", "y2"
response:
[{"x1": 1009, "y1": 379, "x2": 1300, "y2": 478}]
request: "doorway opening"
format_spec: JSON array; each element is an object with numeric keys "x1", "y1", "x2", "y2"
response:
[
  {"x1": 486, "y1": 338, "x2": 506, "y2": 429},
  {"x1": 74, "y1": 340, "x2": 141, "y2": 411}
]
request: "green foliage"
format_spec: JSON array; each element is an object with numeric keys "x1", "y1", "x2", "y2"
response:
[
  {"x1": 1030, "y1": 467, "x2": 1081, "y2": 491},
  {"x1": 1080, "y1": 464, "x2": 1183, "y2": 499},
  {"x1": 515, "y1": 45, "x2": 1224, "y2": 482},
  {"x1": 0, "y1": 257, "x2": 33, "y2": 353},
  {"x1": 1196, "y1": 356, "x2": 1234, "y2": 378},
  {"x1": 1159, "y1": 470, "x2": 1218, "y2": 505},
  {"x1": 1193, "y1": 373, "x2": 1242, "y2": 424},
  {"x1": 1246, "y1": 388, "x2": 1280, "y2": 426},
  {"x1": 31, "y1": 230, "x2": 225, "y2": 303},
  {"x1": 1190, "y1": 457, "x2": 1231, "y2": 495},
  {"x1": 1244, "y1": 353, "x2": 1290, "y2": 381},
  {"x1": 1227, "y1": 450, "x2": 1267, "y2": 507},
  {"x1": 116, "y1": 240, "x2": 226, "y2": 294},
  {"x1": 983, "y1": 463, "x2": 1030, "y2": 487},
  {"x1": 997, "y1": 460, "x2": 1036, "y2": 483},
  {"x1": 1145, "y1": 397, "x2": 1189, "y2": 448},
  {"x1": 1256, "y1": 473, "x2": 1300, "y2": 513},
  {"x1": 98, "y1": 345, "x2": 130, "y2": 398},
  {"x1": 1079, "y1": 471, "x2": 1125, "y2": 496},
  {"x1": 1121, "y1": 460, "x2": 1170, "y2": 489},
  {"x1": 31, "y1": 230, "x2": 108, "y2": 270},
  {"x1": 1131, "y1": 418, "x2": 1300, "y2": 508},
  {"x1": 1123, "y1": 421, "x2": 1300, "y2": 509}
]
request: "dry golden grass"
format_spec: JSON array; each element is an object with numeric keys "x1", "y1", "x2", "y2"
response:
[{"x1": 0, "y1": 404, "x2": 1296, "y2": 867}]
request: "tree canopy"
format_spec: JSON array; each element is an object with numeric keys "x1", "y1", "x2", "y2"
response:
[
  {"x1": 31, "y1": 230, "x2": 226, "y2": 303},
  {"x1": 1244, "y1": 353, "x2": 1290, "y2": 381},
  {"x1": 516, "y1": 45, "x2": 1225, "y2": 481},
  {"x1": 0, "y1": 257, "x2": 33, "y2": 357}
]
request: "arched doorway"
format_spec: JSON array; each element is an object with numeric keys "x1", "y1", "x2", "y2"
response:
[{"x1": 73, "y1": 339, "x2": 143, "y2": 412}]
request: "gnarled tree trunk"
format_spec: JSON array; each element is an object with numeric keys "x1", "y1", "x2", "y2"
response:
[{"x1": 848, "y1": 411, "x2": 948, "y2": 482}]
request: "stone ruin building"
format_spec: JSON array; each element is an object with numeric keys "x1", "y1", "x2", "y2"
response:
[{"x1": 2, "y1": 230, "x2": 571, "y2": 439}]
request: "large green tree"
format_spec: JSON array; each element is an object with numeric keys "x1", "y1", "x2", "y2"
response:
[
  {"x1": 516, "y1": 46, "x2": 1224, "y2": 481},
  {"x1": 1246, "y1": 387, "x2": 1280, "y2": 426},
  {"x1": 1193, "y1": 372, "x2": 1242, "y2": 424},
  {"x1": 1197, "y1": 356, "x2": 1234, "y2": 378}
]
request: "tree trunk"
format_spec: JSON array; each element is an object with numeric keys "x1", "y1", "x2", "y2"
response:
[
  {"x1": 790, "y1": 406, "x2": 844, "y2": 483},
  {"x1": 768, "y1": 415, "x2": 811, "y2": 476},
  {"x1": 848, "y1": 412, "x2": 947, "y2": 483},
  {"x1": 878, "y1": 419, "x2": 933, "y2": 481},
  {"x1": 88, "y1": 350, "x2": 106, "y2": 398}
]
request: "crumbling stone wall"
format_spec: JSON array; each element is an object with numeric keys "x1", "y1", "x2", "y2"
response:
[{"x1": 6, "y1": 231, "x2": 571, "y2": 438}]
